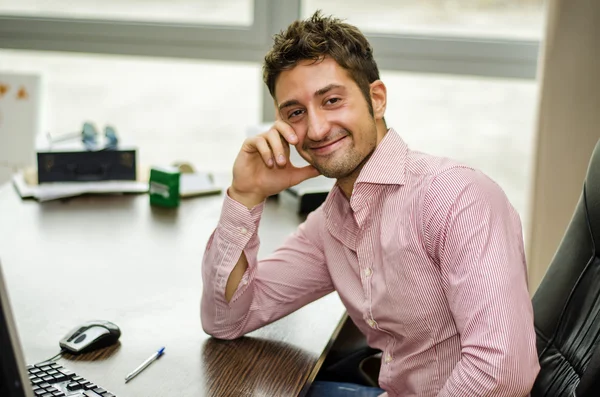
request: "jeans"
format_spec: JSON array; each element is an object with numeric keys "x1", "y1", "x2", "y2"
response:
[{"x1": 306, "y1": 381, "x2": 385, "y2": 397}]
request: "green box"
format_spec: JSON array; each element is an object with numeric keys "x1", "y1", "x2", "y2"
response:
[{"x1": 149, "y1": 166, "x2": 180, "y2": 208}]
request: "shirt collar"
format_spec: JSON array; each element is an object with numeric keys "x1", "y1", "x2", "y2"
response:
[{"x1": 354, "y1": 128, "x2": 407, "y2": 186}]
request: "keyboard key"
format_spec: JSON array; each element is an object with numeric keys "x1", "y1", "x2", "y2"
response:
[
  {"x1": 83, "y1": 391, "x2": 103, "y2": 397},
  {"x1": 47, "y1": 370, "x2": 58, "y2": 375},
  {"x1": 34, "y1": 389, "x2": 46, "y2": 396},
  {"x1": 103, "y1": 394, "x2": 115, "y2": 397},
  {"x1": 39, "y1": 383, "x2": 51, "y2": 389},
  {"x1": 49, "y1": 375, "x2": 64, "y2": 384},
  {"x1": 72, "y1": 376, "x2": 84, "y2": 382},
  {"x1": 61, "y1": 368, "x2": 76, "y2": 376},
  {"x1": 53, "y1": 374, "x2": 68, "y2": 383},
  {"x1": 41, "y1": 393, "x2": 53, "y2": 397},
  {"x1": 67, "y1": 382, "x2": 83, "y2": 391},
  {"x1": 83, "y1": 383, "x2": 97, "y2": 390},
  {"x1": 92, "y1": 388, "x2": 106, "y2": 394},
  {"x1": 40, "y1": 366, "x2": 53, "y2": 372},
  {"x1": 42, "y1": 376, "x2": 54, "y2": 382},
  {"x1": 52, "y1": 392, "x2": 65, "y2": 397},
  {"x1": 32, "y1": 379, "x2": 44, "y2": 385},
  {"x1": 30, "y1": 368, "x2": 42, "y2": 374}
]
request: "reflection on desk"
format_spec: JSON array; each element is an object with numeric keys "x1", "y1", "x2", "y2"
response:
[{"x1": 0, "y1": 183, "x2": 346, "y2": 396}]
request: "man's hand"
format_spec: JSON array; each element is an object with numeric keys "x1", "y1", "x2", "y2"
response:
[{"x1": 229, "y1": 120, "x2": 320, "y2": 209}]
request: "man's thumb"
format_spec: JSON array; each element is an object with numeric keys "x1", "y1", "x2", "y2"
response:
[{"x1": 289, "y1": 165, "x2": 321, "y2": 186}]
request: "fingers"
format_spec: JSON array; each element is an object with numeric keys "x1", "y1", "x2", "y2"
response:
[
  {"x1": 260, "y1": 121, "x2": 299, "y2": 166},
  {"x1": 252, "y1": 135, "x2": 275, "y2": 167},
  {"x1": 243, "y1": 121, "x2": 299, "y2": 168},
  {"x1": 265, "y1": 128, "x2": 291, "y2": 166}
]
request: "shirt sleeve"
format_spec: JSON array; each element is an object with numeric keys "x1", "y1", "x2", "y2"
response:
[
  {"x1": 422, "y1": 167, "x2": 540, "y2": 397},
  {"x1": 200, "y1": 193, "x2": 334, "y2": 340}
]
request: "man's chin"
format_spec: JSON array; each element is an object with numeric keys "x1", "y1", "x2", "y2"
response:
[{"x1": 314, "y1": 164, "x2": 355, "y2": 180}]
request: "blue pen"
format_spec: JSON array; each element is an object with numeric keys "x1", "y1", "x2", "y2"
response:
[{"x1": 125, "y1": 347, "x2": 165, "y2": 383}]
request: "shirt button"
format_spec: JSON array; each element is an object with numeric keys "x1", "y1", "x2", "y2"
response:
[
  {"x1": 239, "y1": 227, "x2": 248, "y2": 235},
  {"x1": 364, "y1": 268, "x2": 372, "y2": 277},
  {"x1": 242, "y1": 279, "x2": 248, "y2": 286},
  {"x1": 384, "y1": 353, "x2": 393, "y2": 363},
  {"x1": 366, "y1": 319, "x2": 376, "y2": 328}
]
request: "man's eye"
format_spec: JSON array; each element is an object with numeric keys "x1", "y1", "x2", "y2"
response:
[
  {"x1": 326, "y1": 98, "x2": 341, "y2": 105},
  {"x1": 289, "y1": 109, "x2": 304, "y2": 119}
]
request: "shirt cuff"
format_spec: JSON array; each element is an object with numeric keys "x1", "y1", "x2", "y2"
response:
[{"x1": 217, "y1": 192, "x2": 265, "y2": 248}]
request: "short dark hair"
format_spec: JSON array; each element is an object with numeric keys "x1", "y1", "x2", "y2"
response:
[{"x1": 263, "y1": 11, "x2": 380, "y2": 115}]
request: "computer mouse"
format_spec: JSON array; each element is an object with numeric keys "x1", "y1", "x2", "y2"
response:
[{"x1": 59, "y1": 320, "x2": 121, "y2": 355}]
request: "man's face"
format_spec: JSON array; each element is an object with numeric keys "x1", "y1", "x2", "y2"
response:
[{"x1": 275, "y1": 57, "x2": 383, "y2": 179}]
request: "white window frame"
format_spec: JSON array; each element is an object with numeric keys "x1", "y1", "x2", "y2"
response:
[{"x1": 0, "y1": 0, "x2": 540, "y2": 121}]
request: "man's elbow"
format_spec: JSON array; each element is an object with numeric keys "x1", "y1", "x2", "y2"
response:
[
  {"x1": 500, "y1": 370, "x2": 537, "y2": 396},
  {"x1": 202, "y1": 325, "x2": 241, "y2": 341},
  {"x1": 490, "y1": 358, "x2": 539, "y2": 396},
  {"x1": 200, "y1": 312, "x2": 245, "y2": 341}
]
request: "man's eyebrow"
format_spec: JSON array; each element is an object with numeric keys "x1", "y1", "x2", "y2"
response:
[
  {"x1": 278, "y1": 99, "x2": 301, "y2": 111},
  {"x1": 278, "y1": 84, "x2": 345, "y2": 111},
  {"x1": 315, "y1": 84, "x2": 344, "y2": 97}
]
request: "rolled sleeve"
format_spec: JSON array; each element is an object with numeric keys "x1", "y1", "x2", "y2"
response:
[{"x1": 201, "y1": 193, "x2": 333, "y2": 340}]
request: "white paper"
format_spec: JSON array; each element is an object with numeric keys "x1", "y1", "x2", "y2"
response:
[
  {"x1": 180, "y1": 173, "x2": 221, "y2": 197},
  {"x1": 12, "y1": 172, "x2": 147, "y2": 202}
]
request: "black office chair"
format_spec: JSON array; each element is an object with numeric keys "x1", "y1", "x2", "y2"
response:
[{"x1": 532, "y1": 140, "x2": 600, "y2": 397}]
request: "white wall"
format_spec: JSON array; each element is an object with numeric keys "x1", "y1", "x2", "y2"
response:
[{"x1": 526, "y1": 0, "x2": 600, "y2": 292}]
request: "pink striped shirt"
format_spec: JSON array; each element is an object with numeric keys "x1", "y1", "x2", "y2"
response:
[{"x1": 201, "y1": 129, "x2": 539, "y2": 396}]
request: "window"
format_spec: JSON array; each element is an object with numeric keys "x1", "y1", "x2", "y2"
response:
[
  {"x1": 0, "y1": 49, "x2": 261, "y2": 173},
  {"x1": 0, "y1": 0, "x2": 254, "y2": 25},
  {"x1": 303, "y1": 0, "x2": 546, "y2": 39}
]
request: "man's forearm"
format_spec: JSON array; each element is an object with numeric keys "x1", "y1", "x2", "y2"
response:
[
  {"x1": 200, "y1": 195, "x2": 265, "y2": 339},
  {"x1": 436, "y1": 354, "x2": 537, "y2": 397}
]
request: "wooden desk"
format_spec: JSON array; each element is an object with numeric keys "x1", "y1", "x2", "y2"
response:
[{"x1": 0, "y1": 184, "x2": 346, "y2": 397}]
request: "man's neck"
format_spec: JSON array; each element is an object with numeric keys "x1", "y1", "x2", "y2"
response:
[
  {"x1": 337, "y1": 170, "x2": 361, "y2": 200},
  {"x1": 336, "y1": 121, "x2": 389, "y2": 200}
]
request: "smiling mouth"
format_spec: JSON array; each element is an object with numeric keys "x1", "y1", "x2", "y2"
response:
[{"x1": 309, "y1": 136, "x2": 347, "y2": 153}]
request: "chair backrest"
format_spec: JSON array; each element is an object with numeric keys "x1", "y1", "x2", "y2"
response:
[{"x1": 532, "y1": 139, "x2": 600, "y2": 397}]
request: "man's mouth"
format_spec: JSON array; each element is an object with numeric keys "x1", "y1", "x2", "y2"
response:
[{"x1": 308, "y1": 136, "x2": 348, "y2": 156}]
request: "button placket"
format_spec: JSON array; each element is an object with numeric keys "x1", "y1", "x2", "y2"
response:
[{"x1": 357, "y1": 222, "x2": 376, "y2": 337}]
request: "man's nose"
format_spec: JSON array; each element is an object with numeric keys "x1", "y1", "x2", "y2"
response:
[{"x1": 306, "y1": 109, "x2": 330, "y2": 142}]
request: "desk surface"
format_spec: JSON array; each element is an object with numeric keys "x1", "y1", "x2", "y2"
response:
[{"x1": 0, "y1": 184, "x2": 346, "y2": 397}]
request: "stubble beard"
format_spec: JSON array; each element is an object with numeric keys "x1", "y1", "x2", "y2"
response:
[
  {"x1": 314, "y1": 148, "x2": 363, "y2": 179},
  {"x1": 307, "y1": 125, "x2": 378, "y2": 180}
]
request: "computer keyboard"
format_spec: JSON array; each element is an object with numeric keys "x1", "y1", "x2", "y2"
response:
[{"x1": 27, "y1": 361, "x2": 117, "y2": 397}]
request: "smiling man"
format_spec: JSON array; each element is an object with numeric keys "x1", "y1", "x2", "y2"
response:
[{"x1": 201, "y1": 11, "x2": 539, "y2": 397}]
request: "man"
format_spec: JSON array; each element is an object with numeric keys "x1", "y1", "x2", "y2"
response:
[{"x1": 201, "y1": 11, "x2": 539, "y2": 397}]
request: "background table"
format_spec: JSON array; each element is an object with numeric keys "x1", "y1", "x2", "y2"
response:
[{"x1": 0, "y1": 183, "x2": 346, "y2": 397}]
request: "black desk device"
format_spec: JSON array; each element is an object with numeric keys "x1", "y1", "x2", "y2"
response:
[{"x1": 59, "y1": 320, "x2": 121, "y2": 355}]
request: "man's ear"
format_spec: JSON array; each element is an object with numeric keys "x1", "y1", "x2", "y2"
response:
[{"x1": 370, "y1": 80, "x2": 387, "y2": 120}]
